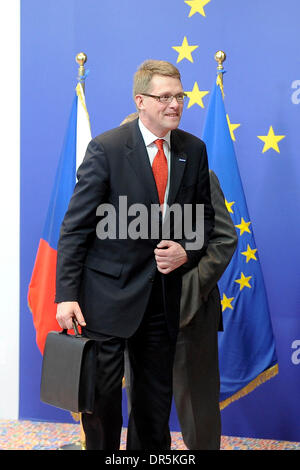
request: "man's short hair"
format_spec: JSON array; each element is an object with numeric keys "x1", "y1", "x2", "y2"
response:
[{"x1": 133, "y1": 59, "x2": 181, "y2": 99}]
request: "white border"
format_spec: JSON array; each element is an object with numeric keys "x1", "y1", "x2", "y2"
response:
[{"x1": 0, "y1": 0, "x2": 20, "y2": 419}]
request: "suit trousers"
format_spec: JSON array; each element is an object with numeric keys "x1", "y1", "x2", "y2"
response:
[
  {"x1": 81, "y1": 273, "x2": 177, "y2": 450},
  {"x1": 173, "y1": 297, "x2": 221, "y2": 450}
]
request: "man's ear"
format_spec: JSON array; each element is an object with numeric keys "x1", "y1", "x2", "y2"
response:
[{"x1": 134, "y1": 94, "x2": 144, "y2": 111}]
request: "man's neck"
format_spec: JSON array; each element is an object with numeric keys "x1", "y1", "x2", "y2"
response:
[
  {"x1": 138, "y1": 115, "x2": 169, "y2": 138},
  {"x1": 138, "y1": 119, "x2": 171, "y2": 148}
]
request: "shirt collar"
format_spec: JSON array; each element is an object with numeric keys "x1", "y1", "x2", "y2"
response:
[{"x1": 138, "y1": 118, "x2": 171, "y2": 148}]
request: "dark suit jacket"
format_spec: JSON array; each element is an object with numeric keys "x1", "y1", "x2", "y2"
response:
[{"x1": 55, "y1": 118, "x2": 214, "y2": 339}]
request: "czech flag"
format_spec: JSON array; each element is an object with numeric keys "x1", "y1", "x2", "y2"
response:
[{"x1": 28, "y1": 82, "x2": 91, "y2": 354}]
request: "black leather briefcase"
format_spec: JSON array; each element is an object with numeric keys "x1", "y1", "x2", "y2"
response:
[{"x1": 40, "y1": 322, "x2": 96, "y2": 414}]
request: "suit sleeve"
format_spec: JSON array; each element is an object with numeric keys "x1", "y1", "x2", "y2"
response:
[{"x1": 55, "y1": 138, "x2": 109, "y2": 302}]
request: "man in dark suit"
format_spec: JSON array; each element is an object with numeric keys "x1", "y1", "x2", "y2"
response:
[
  {"x1": 55, "y1": 59, "x2": 214, "y2": 450},
  {"x1": 125, "y1": 170, "x2": 237, "y2": 450}
]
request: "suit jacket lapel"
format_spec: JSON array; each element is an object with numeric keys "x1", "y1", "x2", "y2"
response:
[
  {"x1": 125, "y1": 119, "x2": 160, "y2": 206},
  {"x1": 167, "y1": 130, "x2": 187, "y2": 207},
  {"x1": 124, "y1": 123, "x2": 187, "y2": 209}
]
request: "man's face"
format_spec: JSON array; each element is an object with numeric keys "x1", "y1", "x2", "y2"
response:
[{"x1": 136, "y1": 75, "x2": 184, "y2": 137}]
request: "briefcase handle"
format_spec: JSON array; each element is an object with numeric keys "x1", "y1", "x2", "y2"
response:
[{"x1": 61, "y1": 320, "x2": 82, "y2": 338}]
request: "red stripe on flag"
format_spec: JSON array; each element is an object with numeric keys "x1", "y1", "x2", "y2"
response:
[{"x1": 28, "y1": 239, "x2": 60, "y2": 354}]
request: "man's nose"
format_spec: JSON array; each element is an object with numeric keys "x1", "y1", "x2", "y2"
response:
[{"x1": 168, "y1": 96, "x2": 180, "y2": 107}]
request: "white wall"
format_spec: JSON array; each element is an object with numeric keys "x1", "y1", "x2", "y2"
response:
[{"x1": 0, "y1": 0, "x2": 20, "y2": 419}]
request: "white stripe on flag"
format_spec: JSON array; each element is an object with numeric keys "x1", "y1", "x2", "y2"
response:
[{"x1": 76, "y1": 82, "x2": 92, "y2": 172}]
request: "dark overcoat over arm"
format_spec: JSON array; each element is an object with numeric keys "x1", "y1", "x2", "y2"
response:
[{"x1": 179, "y1": 169, "x2": 238, "y2": 328}]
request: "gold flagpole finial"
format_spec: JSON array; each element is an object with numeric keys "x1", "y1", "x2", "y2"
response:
[
  {"x1": 214, "y1": 50, "x2": 226, "y2": 71},
  {"x1": 214, "y1": 50, "x2": 226, "y2": 98},
  {"x1": 76, "y1": 52, "x2": 88, "y2": 92}
]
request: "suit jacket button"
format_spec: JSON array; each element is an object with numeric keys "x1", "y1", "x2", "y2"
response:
[{"x1": 149, "y1": 276, "x2": 154, "y2": 282}]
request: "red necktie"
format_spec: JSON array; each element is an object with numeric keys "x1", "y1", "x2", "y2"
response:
[{"x1": 152, "y1": 139, "x2": 168, "y2": 206}]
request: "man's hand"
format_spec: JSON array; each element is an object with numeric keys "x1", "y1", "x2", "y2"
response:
[
  {"x1": 154, "y1": 240, "x2": 188, "y2": 274},
  {"x1": 56, "y1": 301, "x2": 86, "y2": 330}
]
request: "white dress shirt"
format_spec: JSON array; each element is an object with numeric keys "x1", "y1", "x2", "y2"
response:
[{"x1": 138, "y1": 118, "x2": 171, "y2": 211}]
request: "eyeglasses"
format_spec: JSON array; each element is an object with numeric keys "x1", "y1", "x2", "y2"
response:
[{"x1": 141, "y1": 93, "x2": 187, "y2": 103}]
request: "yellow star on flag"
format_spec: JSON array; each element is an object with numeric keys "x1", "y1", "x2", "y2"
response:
[
  {"x1": 172, "y1": 36, "x2": 199, "y2": 63},
  {"x1": 226, "y1": 114, "x2": 240, "y2": 141},
  {"x1": 257, "y1": 126, "x2": 285, "y2": 153},
  {"x1": 221, "y1": 293, "x2": 235, "y2": 312},
  {"x1": 225, "y1": 199, "x2": 235, "y2": 214},
  {"x1": 241, "y1": 244, "x2": 258, "y2": 263},
  {"x1": 235, "y1": 272, "x2": 252, "y2": 291},
  {"x1": 235, "y1": 217, "x2": 251, "y2": 235},
  {"x1": 185, "y1": 82, "x2": 209, "y2": 108},
  {"x1": 185, "y1": 0, "x2": 211, "y2": 17}
]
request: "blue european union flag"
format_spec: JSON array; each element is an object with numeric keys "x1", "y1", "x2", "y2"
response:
[{"x1": 202, "y1": 75, "x2": 278, "y2": 408}]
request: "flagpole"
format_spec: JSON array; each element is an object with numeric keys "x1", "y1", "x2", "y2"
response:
[
  {"x1": 76, "y1": 52, "x2": 87, "y2": 93},
  {"x1": 214, "y1": 50, "x2": 226, "y2": 97},
  {"x1": 58, "y1": 52, "x2": 88, "y2": 452},
  {"x1": 214, "y1": 50, "x2": 226, "y2": 78}
]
